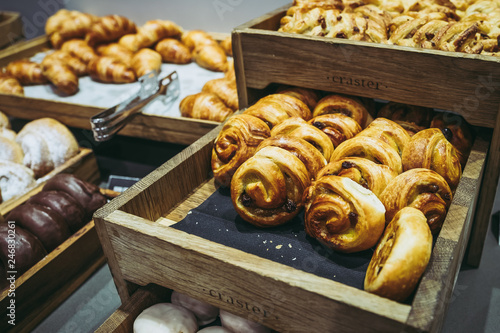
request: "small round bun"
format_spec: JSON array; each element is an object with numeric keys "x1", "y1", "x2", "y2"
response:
[
  {"x1": 16, "y1": 118, "x2": 79, "y2": 178},
  {"x1": 219, "y1": 309, "x2": 271, "y2": 333},
  {"x1": 171, "y1": 291, "x2": 219, "y2": 326},
  {"x1": 133, "y1": 303, "x2": 198, "y2": 333},
  {"x1": 0, "y1": 160, "x2": 35, "y2": 202},
  {"x1": 0, "y1": 136, "x2": 24, "y2": 164},
  {"x1": 364, "y1": 207, "x2": 433, "y2": 302}
]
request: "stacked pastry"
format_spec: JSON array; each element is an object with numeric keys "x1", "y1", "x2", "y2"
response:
[
  {"x1": 0, "y1": 174, "x2": 108, "y2": 290},
  {"x1": 1, "y1": 10, "x2": 231, "y2": 98},
  {"x1": 0, "y1": 112, "x2": 79, "y2": 203},
  {"x1": 278, "y1": 0, "x2": 500, "y2": 56}
]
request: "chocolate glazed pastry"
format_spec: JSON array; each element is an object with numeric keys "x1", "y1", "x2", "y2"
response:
[
  {"x1": 27, "y1": 190, "x2": 86, "y2": 233},
  {"x1": 6, "y1": 203, "x2": 70, "y2": 252},
  {"x1": 0, "y1": 224, "x2": 47, "y2": 289},
  {"x1": 42, "y1": 174, "x2": 107, "y2": 220}
]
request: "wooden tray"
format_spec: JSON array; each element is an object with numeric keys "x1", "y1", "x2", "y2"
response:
[
  {"x1": 0, "y1": 11, "x2": 22, "y2": 49},
  {"x1": 0, "y1": 148, "x2": 106, "y2": 333},
  {"x1": 0, "y1": 35, "x2": 222, "y2": 146},
  {"x1": 94, "y1": 123, "x2": 488, "y2": 333},
  {"x1": 231, "y1": 4, "x2": 500, "y2": 267}
]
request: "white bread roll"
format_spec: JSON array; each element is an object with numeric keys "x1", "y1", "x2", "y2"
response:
[{"x1": 0, "y1": 160, "x2": 35, "y2": 202}]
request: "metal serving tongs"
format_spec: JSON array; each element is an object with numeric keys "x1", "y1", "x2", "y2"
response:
[{"x1": 90, "y1": 70, "x2": 180, "y2": 142}]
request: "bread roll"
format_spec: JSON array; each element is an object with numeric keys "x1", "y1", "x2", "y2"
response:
[
  {"x1": 16, "y1": 118, "x2": 79, "y2": 178},
  {"x1": 0, "y1": 136, "x2": 24, "y2": 164},
  {"x1": 364, "y1": 207, "x2": 432, "y2": 302},
  {"x1": 219, "y1": 309, "x2": 271, "y2": 333},
  {"x1": 0, "y1": 161, "x2": 35, "y2": 202},
  {"x1": 303, "y1": 176, "x2": 386, "y2": 253},
  {"x1": 133, "y1": 303, "x2": 198, "y2": 333}
]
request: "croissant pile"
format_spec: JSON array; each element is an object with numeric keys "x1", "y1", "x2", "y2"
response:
[
  {"x1": 0, "y1": 10, "x2": 233, "y2": 98},
  {"x1": 210, "y1": 85, "x2": 475, "y2": 302},
  {"x1": 0, "y1": 111, "x2": 79, "y2": 203},
  {"x1": 279, "y1": 0, "x2": 500, "y2": 56}
]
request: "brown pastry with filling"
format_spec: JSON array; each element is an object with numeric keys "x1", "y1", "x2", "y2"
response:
[
  {"x1": 364, "y1": 207, "x2": 432, "y2": 302},
  {"x1": 356, "y1": 117, "x2": 411, "y2": 156},
  {"x1": 309, "y1": 113, "x2": 362, "y2": 148},
  {"x1": 303, "y1": 175, "x2": 386, "y2": 253},
  {"x1": 313, "y1": 94, "x2": 373, "y2": 128}
]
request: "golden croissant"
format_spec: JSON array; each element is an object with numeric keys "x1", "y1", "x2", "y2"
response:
[
  {"x1": 202, "y1": 77, "x2": 239, "y2": 111},
  {"x1": 96, "y1": 43, "x2": 135, "y2": 67},
  {"x1": 303, "y1": 175, "x2": 386, "y2": 253},
  {"x1": 180, "y1": 92, "x2": 234, "y2": 122},
  {"x1": 155, "y1": 38, "x2": 192, "y2": 64},
  {"x1": 380, "y1": 168, "x2": 453, "y2": 233},
  {"x1": 211, "y1": 114, "x2": 271, "y2": 187},
  {"x1": 60, "y1": 39, "x2": 98, "y2": 64},
  {"x1": 87, "y1": 56, "x2": 136, "y2": 83},
  {"x1": 85, "y1": 15, "x2": 137, "y2": 46},
  {"x1": 41, "y1": 56, "x2": 79, "y2": 96},
  {"x1": 131, "y1": 48, "x2": 163, "y2": 77},
  {"x1": 0, "y1": 74, "x2": 24, "y2": 96},
  {"x1": 231, "y1": 146, "x2": 310, "y2": 228},
  {"x1": 6, "y1": 59, "x2": 48, "y2": 85}
]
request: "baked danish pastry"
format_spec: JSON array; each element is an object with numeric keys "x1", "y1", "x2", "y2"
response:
[
  {"x1": 330, "y1": 136, "x2": 403, "y2": 173},
  {"x1": 303, "y1": 175, "x2": 386, "y2": 253},
  {"x1": 308, "y1": 113, "x2": 362, "y2": 148},
  {"x1": 257, "y1": 135, "x2": 328, "y2": 180},
  {"x1": 364, "y1": 207, "x2": 432, "y2": 302},
  {"x1": 380, "y1": 168, "x2": 453, "y2": 232},
  {"x1": 316, "y1": 157, "x2": 397, "y2": 197},
  {"x1": 402, "y1": 128, "x2": 462, "y2": 191},
  {"x1": 356, "y1": 117, "x2": 411, "y2": 156},
  {"x1": 211, "y1": 114, "x2": 271, "y2": 187},
  {"x1": 5, "y1": 59, "x2": 48, "y2": 85},
  {"x1": 313, "y1": 94, "x2": 372, "y2": 128},
  {"x1": 276, "y1": 86, "x2": 322, "y2": 111},
  {"x1": 243, "y1": 94, "x2": 311, "y2": 129},
  {"x1": 377, "y1": 101, "x2": 433, "y2": 128},
  {"x1": 270, "y1": 117, "x2": 334, "y2": 161},
  {"x1": 231, "y1": 146, "x2": 310, "y2": 227}
]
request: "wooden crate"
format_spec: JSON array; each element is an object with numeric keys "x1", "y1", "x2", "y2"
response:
[
  {"x1": 0, "y1": 11, "x2": 22, "y2": 49},
  {"x1": 230, "y1": 4, "x2": 500, "y2": 267},
  {"x1": 94, "y1": 121, "x2": 488, "y2": 332},
  {"x1": 0, "y1": 148, "x2": 106, "y2": 333},
  {"x1": 0, "y1": 35, "x2": 222, "y2": 146}
]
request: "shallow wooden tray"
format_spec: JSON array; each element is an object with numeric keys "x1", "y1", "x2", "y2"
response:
[
  {"x1": 231, "y1": 4, "x2": 500, "y2": 267},
  {"x1": 0, "y1": 35, "x2": 222, "y2": 146},
  {"x1": 0, "y1": 11, "x2": 22, "y2": 49},
  {"x1": 94, "y1": 123, "x2": 488, "y2": 333},
  {"x1": 0, "y1": 148, "x2": 105, "y2": 333}
]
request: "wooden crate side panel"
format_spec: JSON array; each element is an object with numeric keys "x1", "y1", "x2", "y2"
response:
[
  {"x1": 103, "y1": 210, "x2": 411, "y2": 333},
  {"x1": 406, "y1": 137, "x2": 488, "y2": 332},
  {"x1": 0, "y1": 12, "x2": 23, "y2": 49},
  {"x1": 0, "y1": 221, "x2": 105, "y2": 333},
  {"x1": 0, "y1": 35, "x2": 49, "y2": 66},
  {"x1": 95, "y1": 285, "x2": 170, "y2": 333},
  {"x1": 234, "y1": 30, "x2": 500, "y2": 128}
]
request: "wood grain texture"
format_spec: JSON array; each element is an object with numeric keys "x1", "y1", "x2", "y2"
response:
[
  {"x1": 0, "y1": 11, "x2": 23, "y2": 49},
  {"x1": 0, "y1": 36, "x2": 220, "y2": 145},
  {"x1": 95, "y1": 285, "x2": 170, "y2": 333},
  {"x1": 97, "y1": 124, "x2": 488, "y2": 332},
  {"x1": 233, "y1": 10, "x2": 500, "y2": 129}
]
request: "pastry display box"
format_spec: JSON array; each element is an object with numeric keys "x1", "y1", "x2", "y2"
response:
[
  {"x1": 0, "y1": 149, "x2": 105, "y2": 333},
  {"x1": 230, "y1": 4, "x2": 500, "y2": 267},
  {"x1": 94, "y1": 4, "x2": 500, "y2": 333},
  {"x1": 0, "y1": 35, "x2": 223, "y2": 146},
  {"x1": 0, "y1": 11, "x2": 22, "y2": 50}
]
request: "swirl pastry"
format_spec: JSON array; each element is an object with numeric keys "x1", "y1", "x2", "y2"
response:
[
  {"x1": 270, "y1": 117, "x2": 334, "y2": 161},
  {"x1": 276, "y1": 86, "x2": 322, "y2": 111},
  {"x1": 303, "y1": 176, "x2": 386, "y2": 253},
  {"x1": 402, "y1": 128, "x2": 462, "y2": 191},
  {"x1": 5, "y1": 59, "x2": 48, "y2": 85},
  {"x1": 211, "y1": 114, "x2": 271, "y2": 187},
  {"x1": 88, "y1": 56, "x2": 136, "y2": 84},
  {"x1": 317, "y1": 157, "x2": 397, "y2": 198},
  {"x1": 85, "y1": 15, "x2": 137, "y2": 47},
  {"x1": 377, "y1": 102, "x2": 433, "y2": 128},
  {"x1": 155, "y1": 38, "x2": 193, "y2": 64},
  {"x1": 257, "y1": 135, "x2": 327, "y2": 180},
  {"x1": 364, "y1": 207, "x2": 432, "y2": 302},
  {"x1": 180, "y1": 92, "x2": 234, "y2": 122},
  {"x1": 380, "y1": 168, "x2": 453, "y2": 232},
  {"x1": 330, "y1": 136, "x2": 403, "y2": 174},
  {"x1": 356, "y1": 118, "x2": 411, "y2": 156},
  {"x1": 231, "y1": 146, "x2": 310, "y2": 227},
  {"x1": 313, "y1": 94, "x2": 372, "y2": 128},
  {"x1": 430, "y1": 112, "x2": 474, "y2": 168},
  {"x1": 308, "y1": 113, "x2": 362, "y2": 148},
  {"x1": 0, "y1": 74, "x2": 24, "y2": 96},
  {"x1": 243, "y1": 94, "x2": 312, "y2": 128},
  {"x1": 0, "y1": 161, "x2": 35, "y2": 202},
  {"x1": 16, "y1": 118, "x2": 79, "y2": 178},
  {"x1": 202, "y1": 77, "x2": 239, "y2": 111},
  {"x1": 131, "y1": 48, "x2": 163, "y2": 77}
]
